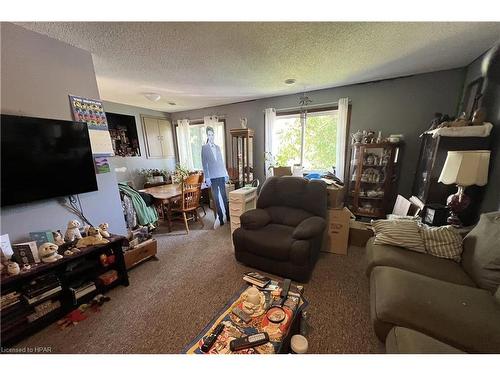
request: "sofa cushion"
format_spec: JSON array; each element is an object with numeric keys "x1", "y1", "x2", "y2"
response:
[
  {"x1": 421, "y1": 224, "x2": 463, "y2": 262},
  {"x1": 235, "y1": 224, "x2": 295, "y2": 261},
  {"x1": 366, "y1": 237, "x2": 475, "y2": 287},
  {"x1": 370, "y1": 266, "x2": 500, "y2": 353},
  {"x1": 385, "y1": 327, "x2": 464, "y2": 354},
  {"x1": 461, "y1": 211, "x2": 500, "y2": 294},
  {"x1": 372, "y1": 219, "x2": 425, "y2": 253}
]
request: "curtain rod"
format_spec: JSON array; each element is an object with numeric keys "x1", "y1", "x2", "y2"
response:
[
  {"x1": 175, "y1": 115, "x2": 227, "y2": 124},
  {"x1": 265, "y1": 99, "x2": 352, "y2": 113}
]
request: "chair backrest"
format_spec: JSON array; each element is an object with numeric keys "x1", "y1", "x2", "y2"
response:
[
  {"x1": 181, "y1": 173, "x2": 202, "y2": 211},
  {"x1": 257, "y1": 176, "x2": 327, "y2": 218}
]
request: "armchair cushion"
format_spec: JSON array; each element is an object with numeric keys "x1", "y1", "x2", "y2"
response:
[
  {"x1": 240, "y1": 209, "x2": 272, "y2": 230},
  {"x1": 266, "y1": 206, "x2": 313, "y2": 227},
  {"x1": 293, "y1": 216, "x2": 326, "y2": 240}
]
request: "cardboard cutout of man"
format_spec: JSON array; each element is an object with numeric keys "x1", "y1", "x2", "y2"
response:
[{"x1": 201, "y1": 126, "x2": 230, "y2": 227}]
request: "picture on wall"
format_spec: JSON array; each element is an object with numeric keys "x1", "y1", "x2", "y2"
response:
[
  {"x1": 94, "y1": 156, "x2": 111, "y2": 174},
  {"x1": 69, "y1": 95, "x2": 109, "y2": 130}
]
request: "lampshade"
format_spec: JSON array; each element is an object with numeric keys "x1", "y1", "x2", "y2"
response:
[{"x1": 438, "y1": 150, "x2": 490, "y2": 186}]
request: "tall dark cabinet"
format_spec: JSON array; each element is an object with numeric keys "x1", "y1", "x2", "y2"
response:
[{"x1": 412, "y1": 133, "x2": 491, "y2": 225}]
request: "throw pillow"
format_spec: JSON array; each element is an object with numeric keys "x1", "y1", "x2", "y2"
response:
[
  {"x1": 372, "y1": 219, "x2": 425, "y2": 253},
  {"x1": 461, "y1": 211, "x2": 500, "y2": 293},
  {"x1": 420, "y1": 224, "x2": 463, "y2": 262}
]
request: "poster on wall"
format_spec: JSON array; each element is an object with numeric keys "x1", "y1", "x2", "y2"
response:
[
  {"x1": 69, "y1": 95, "x2": 114, "y2": 156},
  {"x1": 69, "y1": 95, "x2": 108, "y2": 130}
]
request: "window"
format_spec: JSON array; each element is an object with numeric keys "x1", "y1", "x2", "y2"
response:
[
  {"x1": 176, "y1": 120, "x2": 226, "y2": 170},
  {"x1": 272, "y1": 109, "x2": 339, "y2": 172}
]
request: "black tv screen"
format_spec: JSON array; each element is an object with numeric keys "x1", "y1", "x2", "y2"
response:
[{"x1": 1, "y1": 114, "x2": 98, "y2": 206}]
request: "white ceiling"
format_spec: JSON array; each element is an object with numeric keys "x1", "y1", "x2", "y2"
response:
[{"x1": 17, "y1": 22, "x2": 500, "y2": 112}]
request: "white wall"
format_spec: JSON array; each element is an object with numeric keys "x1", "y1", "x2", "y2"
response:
[{"x1": 1, "y1": 23, "x2": 127, "y2": 242}]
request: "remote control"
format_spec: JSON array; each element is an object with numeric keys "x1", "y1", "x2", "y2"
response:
[
  {"x1": 232, "y1": 306, "x2": 251, "y2": 323},
  {"x1": 281, "y1": 278, "x2": 292, "y2": 299},
  {"x1": 230, "y1": 332, "x2": 269, "y2": 351},
  {"x1": 201, "y1": 323, "x2": 225, "y2": 353},
  {"x1": 279, "y1": 278, "x2": 292, "y2": 305}
]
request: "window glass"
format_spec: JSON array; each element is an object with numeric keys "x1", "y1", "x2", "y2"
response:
[
  {"x1": 272, "y1": 115, "x2": 302, "y2": 168},
  {"x1": 303, "y1": 112, "x2": 338, "y2": 171},
  {"x1": 177, "y1": 122, "x2": 226, "y2": 170},
  {"x1": 272, "y1": 110, "x2": 338, "y2": 172}
]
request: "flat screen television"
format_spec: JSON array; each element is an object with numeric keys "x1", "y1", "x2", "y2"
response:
[{"x1": 1, "y1": 114, "x2": 98, "y2": 206}]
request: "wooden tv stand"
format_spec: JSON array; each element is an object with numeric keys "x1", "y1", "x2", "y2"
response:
[{"x1": 0, "y1": 235, "x2": 128, "y2": 347}]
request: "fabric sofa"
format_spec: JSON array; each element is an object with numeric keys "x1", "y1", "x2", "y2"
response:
[
  {"x1": 232, "y1": 176, "x2": 327, "y2": 282},
  {"x1": 367, "y1": 211, "x2": 500, "y2": 353}
]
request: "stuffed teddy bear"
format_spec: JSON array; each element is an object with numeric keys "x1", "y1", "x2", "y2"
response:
[
  {"x1": 64, "y1": 220, "x2": 82, "y2": 242},
  {"x1": 98, "y1": 223, "x2": 111, "y2": 238},
  {"x1": 7, "y1": 261, "x2": 21, "y2": 275},
  {"x1": 38, "y1": 242, "x2": 63, "y2": 263},
  {"x1": 76, "y1": 227, "x2": 109, "y2": 248}
]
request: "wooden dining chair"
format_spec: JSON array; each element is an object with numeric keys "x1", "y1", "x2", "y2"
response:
[
  {"x1": 197, "y1": 172, "x2": 207, "y2": 216},
  {"x1": 170, "y1": 173, "x2": 203, "y2": 233}
]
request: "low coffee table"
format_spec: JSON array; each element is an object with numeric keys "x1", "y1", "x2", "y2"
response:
[{"x1": 183, "y1": 279, "x2": 307, "y2": 354}]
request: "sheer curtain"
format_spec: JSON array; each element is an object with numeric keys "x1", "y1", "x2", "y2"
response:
[
  {"x1": 176, "y1": 119, "x2": 194, "y2": 170},
  {"x1": 264, "y1": 108, "x2": 276, "y2": 178},
  {"x1": 336, "y1": 98, "x2": 349, "y2": 182}
]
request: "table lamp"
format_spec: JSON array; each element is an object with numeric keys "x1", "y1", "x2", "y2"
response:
[{"x1": 438, "y1": 150, "x2": 490, "y2": 226}]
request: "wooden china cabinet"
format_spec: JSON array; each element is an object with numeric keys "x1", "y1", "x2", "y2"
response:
[
  {"x1": 347, "y1": 142, "x2": 402, "y2": 219},
  {"x1": 229, "y1": 128, "x2": 254, "y2": 189}
]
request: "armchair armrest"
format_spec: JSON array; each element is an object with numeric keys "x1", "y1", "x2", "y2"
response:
[
  {"x1": 240, "y1": 209, "x2": 272, "y2": 230},
  {"x1": 293, "y1": 216, "x2": 326, "y2": 240}
]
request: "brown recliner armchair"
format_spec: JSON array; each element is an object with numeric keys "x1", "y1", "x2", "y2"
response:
[{"x1": 232, "y1": 176, "x2": 327, "y2": 282}]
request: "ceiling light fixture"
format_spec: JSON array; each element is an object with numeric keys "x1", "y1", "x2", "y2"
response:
[
  {"x1": 168, "y1": 102, "x2": 176, "y2": 106},
  {"x1": 284, "y1": 78, "x2": 296, "y2": 85},
  {"x1": 144, "y1": 93, "x2": 161, "y2": 102}
]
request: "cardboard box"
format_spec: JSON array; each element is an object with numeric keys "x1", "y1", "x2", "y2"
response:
[
  {"x1": 326, "y1": 184, "x2": 345, "y2": 209},
  {"x1": 349, "y1": 220, "x2": 374, "y2": 247},
  {"x1": 321, "y1": 207, "x2": 354, "y2": 255}
]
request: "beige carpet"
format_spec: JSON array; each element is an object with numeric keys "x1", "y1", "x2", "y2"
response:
[{"x1": 14, "y1": 210, "x2": 383, "y2": 354}]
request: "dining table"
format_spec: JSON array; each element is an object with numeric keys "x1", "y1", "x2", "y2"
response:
[
  {"x1": 139, "y1": 183, "x2": 183, "y2": 232},
  {"x1": 140, "y1": 182, "x2": 211, "y2": 232}
]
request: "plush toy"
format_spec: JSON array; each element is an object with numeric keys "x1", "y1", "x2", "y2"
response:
[
  {"x1": 52, "y1": 230, "x2": 65, "y2": 246},
  {"x1": 21, "y1": 264, "x2": 31, "y2": 272},
  {"x1": 64, "y1": 220, "x2": 82, "y2": 242},
  {"x1": 76, "y1": 227, "x2": 109, "y2": 248},
  {"x1": 438, "y1": 112, "x2": 468, "y2": 128},
  {"x1": 7, "y1": 261, "x2": 20, "y2": 276},
  {"x1": 38, "y1": 242, "x2": 63, "y2": 263},
  {"x1": 98, "y1": 223, "x2": 111, "y2": 238},
  {"x1": 471, "y1": 107, "x2": 487, "y2": 125}
]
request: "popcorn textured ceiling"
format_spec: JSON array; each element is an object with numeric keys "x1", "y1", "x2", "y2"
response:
[{"x1": 17, "y1": 22, "x2": 500, "y2": 112}]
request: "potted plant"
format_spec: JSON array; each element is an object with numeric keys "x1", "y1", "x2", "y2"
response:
[
  {"x1": 172, "y1": 165, "x2": 190, "y2": 184},
  {"x1": 139, "y1": 168, "x2": 155, "y2": 183}
]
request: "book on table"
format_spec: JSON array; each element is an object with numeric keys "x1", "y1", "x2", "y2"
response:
[{"x1": 243, "y1": 272, "x2": 270, "y2": 288}]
